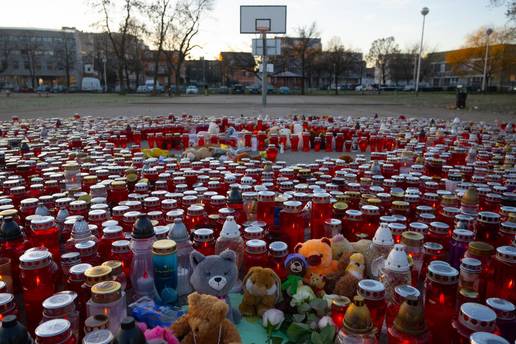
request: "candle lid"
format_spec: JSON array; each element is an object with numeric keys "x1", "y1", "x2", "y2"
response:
[
  {"x1": 452, "y1": 228, "x2": 474, "y2": 242},
  {"x1": 152, "y1": 239, "x2": 177, "y2": 255},
  {"x1": 469, "y1": 332, "x2": 509, "y2": 344},
  {"x1": 84, "y1": 314, "x2": 109, "y2": 333},
  {"x1": 269, "y1": 241, "x2": 288, "y2": 257},
  {"x1": 101, "y1": 260, "x2": 122, "y2": 276},
  {"x1": 361, "y1": 204, "x2": 379, "y2": 215},
  {"x1": 427, "y1": 263, "x2": 458, "y2": 284},
  {"x1": 132, "y1": 214, "x2": 155, "y2": 239},
  {"x1": 372, "y1": 223, "x2": 394, "y2": 246},
  {"x1": 83, "y1": 329, "x2": 114, "y2": 344},
  {"x1": 91, "y1": 281, "x2": 122, "y2": 303},
  {"x1": 486, "y1": 298, "x2": 515, "y2": 320},
  {"x1": 357, "y1": 279, "x2": 385, "y2": 300},
  {"x1": 459, "y1": 303, "x2": 496, "y2": 333},
  {"x1": 394, "y1": 284, "x2": 420, "y2": 302},
  {"x1": 43, "y1": 293, "x2": 75, "y2": 310},
  {"x1": 69, "y1": 263, "x2": 92, "y2": 281},
  {"x1": 429, "y1": 221, "x2": 449, "y2": 235},
  {"x1": 245, "y1": 239, "x2": 266, "y2": 254},
  {"x1": 495, "y1": 246, "x2": 516, "y2": 263},
  {"x1": 0, "y1": 216, "x2": 23, "y2": 241},
  {"x1": 468, "y1": 241, "x2": 494, "y2": 257},
  {"x1": 283, "y1": 200, "x2": 302, "y2": 213},
  {"x1": 477, "y1": 211, "x2": 501, "y2": 224},
  {"x1": 19, "y1": 249, "x2": 52, "y2": 269},
  {"x1": 0, "y1": 293, "x2": 14, "y2": 313},
  {"x1": 342, "y1": 295, "x2": 374, "y2": 335},
  {"x1": 193, "y1": 228, "x2": 214, "y2": 242},
  {"x1": 257, "y1": 190, "x2": 275, "y2": 202},
  {"x1": 35, "y1": 319, "x2": 71, "y2": 338},
  {"x1": 61, "y1": 251, "x2": 80, "y2": 265},
  {"x1": 220, "y1": 216, "x2": 241, "y2": 239},
  {"x1": 401, "y1": 231, "x2": 424, "y2": 247},
  {"x1": 112, "y1": 240, "x2": 131, "y2": 254},
  {"x1": 384, "y1": 244, "x2": 410, "y2": 272},
  {"x1": 460, "y1": 257, "x2": 481, "y2": 272},
  {"x1": 85, "y1": 265, "x2": 112, "y2": 286},
  {"x1": 423, "y1": 242, "x2": 443, "y2": 255},
  {"x1": 30, "y1": 215, "x2": 54, "y2": 231},
  {"x1": 76, "y1": 240, "x2": 97, "y2": 256}
]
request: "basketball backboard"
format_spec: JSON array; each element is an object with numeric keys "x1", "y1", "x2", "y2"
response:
[
  {"x1": 240, "y1": 5, "x2": 287, "y2": 34},
  {"x1": 252, "y1": 38, "x2": 281, "y2": 56}
]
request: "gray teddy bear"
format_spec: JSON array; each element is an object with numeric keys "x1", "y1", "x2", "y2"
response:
[{"x1": 189, "y1": 249, "x2": 241, "y2": 324}]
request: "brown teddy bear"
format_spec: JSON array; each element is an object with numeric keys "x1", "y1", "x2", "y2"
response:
[
  {"x1": 333, "y1": 253, "x2": 366, "y2": 298},
  {"x1": 294, "y1": 238, "x2": 339, "y2": 276},
  {"x1": 304, "y1": 271, "x2": 326, "y2": 296},
  {"x1": 240, "y1": 267, "x2": 282, "y2": 317},
  {"x1": 171, "y1": 292, "x2": 242, "y2": 344}
]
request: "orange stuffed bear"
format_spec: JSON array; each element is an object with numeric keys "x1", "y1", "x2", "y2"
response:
[{"x1": 294, "y1": 238, "x2": 339, "y2": 277}]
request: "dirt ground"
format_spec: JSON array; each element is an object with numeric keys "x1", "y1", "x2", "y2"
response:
[{"x1": 0, "y1": 93, "x2": 514, "y2": 121}]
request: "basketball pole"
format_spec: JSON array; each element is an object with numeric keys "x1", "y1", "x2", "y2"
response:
[{"x1": 261, "y1": 31, "x2": 268, "y2": 107}]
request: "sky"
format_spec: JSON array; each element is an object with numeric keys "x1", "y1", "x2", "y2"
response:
[{"x1": 0, "y1": 0, "x2": 511, "y2": 59}]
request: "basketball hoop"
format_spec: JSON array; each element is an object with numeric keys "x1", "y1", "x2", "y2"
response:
[{"x1": 255, "y1": 19, "x2": 271, "y2": 34}]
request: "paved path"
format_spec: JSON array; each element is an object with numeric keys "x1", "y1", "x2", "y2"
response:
[{"x1": 1, "y1": 94, "x2": 514, "y2": 121}]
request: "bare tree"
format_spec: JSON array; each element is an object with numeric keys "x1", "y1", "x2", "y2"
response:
[
  {"x1": 292, "y1": 22, "x2": 320, "y2": 95},
  {"x1": 165, "y1": 0, "x2": 213, "y2": 95},
  {"x1": 54, "y1": 31, "x2": 76, "y2": 88},
  {"x1": 0, "y1": 37, "x2": 13, "y2": 75},
  {"x1": 388, "y1": 45, "x2": 418, "y2": 86},
  {"x1": 91, "y1": 0, "x2": 144, "y2": 92},
  {"x1": 19, "y1": 35, "x2": 41, "y2": 88},
  {"x1": 324, "y1": 37, "x2": 361, "y2": 95},
  {"x1": 490, "y1": 0, "x2": 516, "y2": 21},
  {"x1": 147, "y1": 0, "x2": 174, "y2": 93},
  {"x1": 126, "y1": 27, "x2": 146, "y2": 87},
  {"x1": 367, "y1": 36, "x2": 400, "y2": 85}
]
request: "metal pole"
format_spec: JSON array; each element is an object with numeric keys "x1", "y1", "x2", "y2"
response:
[
  {"x1": 481, "y1": 34, "x2": 491, "y2": 92},
  {"x1": 103, "y1": 56, "x2": 107, "y2": 93},
  {"x1": 415, "y1": 13, "x2": 427, "y2": 94},
  {"x1": 261, "y1": 32, "x2": 267, "y2": 107}
]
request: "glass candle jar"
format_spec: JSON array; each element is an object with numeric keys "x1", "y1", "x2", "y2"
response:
[
  {"x1": 31, "y1": 215, "x2": 60, "y2": 264},
  {"x1": 19, "y1": 249, "x2": 57, "y2": 333},
  {"x1": 65, "y1": 263, "x2": 92, "y2": 328},
  {"x1": 357, "y1": 279, "x2": 386, "y2": 333},
  {"x1": 451, "y1": 303, "x2": 497, "y2": 344},
  {"x1": 401, "y1": 231, "x2": 424, "y2": 284},
  {"x1": 111, "y1": 240, "x2": 132, "y2": 289},
  {"x1": 449, "y1": 229, "x2": 475, "y2": 269},
  {"x1": 243, "y1": 239, "x2": 267, "y2": 276},
  {"x1": 242, "y1": 192, "x2": 257, "y2": 222},
  {"x1": 76, "y1": 241, "x2": 101, "y2": 267},
  {"x1": 108, "y1": 181, "x2": 129, "y2": 207},
  {"x1": 486, "y1": 297, "x2": 516, "y2": 343},
  {"x1": 152, "y1": 239, "x2": 178, "y2": 305},
  {"x1": 380, "y1": 244, "x2": 412, "y2": 303},
  {"x1": 63, "y1": 163, "x2": 81, "y2": 191},
  {"x1": 331, "y1": 296, "x2": 350, "y2": 329},
  {"x1": 469, "y1": 332, "x2": 510, "y2": 344},
  {"x1": 0, "y1": 293, "x2": 18, "y2": 321},
  {"x1": 279, "y1": 201, "x2": 304, "y2": 252},
  {"x1": 465, "y1": 241, "x2": 495, "y2": 302},
  {"x1": 184, "y1": 205, "x2": 207, "y2": 232},
  {"x1": 487, "y1": 246, "x2": 515, "y2": 304},
  {"x1": 387, "y1": 297, "x2": 431, "y2": 344},
  {"x1": 360, "y1": 205, "x2": 380, "y2": 239},
  {"x1": 256, "y1": 191, "x2": 276, "y2": 227},
  {"x1": 101, "y1": 260, "x2": 127, "y2": 291},
  {"x1": 86, "y1": 281, "x2": 127, "y2": 335},
  {"x1": 424, "y1": 262, "x2": 459, "y2": 344},
  {"x1": 459, "y1": 257, "x2": 482, "y2": 296},
  {"x1": 385, "y1": 284, "x2": 420, "y2": 329},
  {"x1": 311, "y1": 193, "x2": 332, "y2": 239},
  {"x1": 474, "y1": 212, "x2": 501, "y2": 247},
  {"x1": 428, "y1": 221, "x2": 450, "y2": 251},
  {"x1": 342, "y1": 210, "x2": 362, "y2": 241},
  {"x1": 35, "y1": 319, "x2": 76, "y2": 344},
  {"x1": 98, "y1": 226, "x2": 124, "y2": 259},
  {"x1": 334, "y1": 296, "x2": 377, "y2": 343},
  {"x1": 268, "y1": 241, "x2": 288, "y2": 280},
  {"x1": 41, "y1": 292, "x2": 80, "y2": 341},
  {"x1": 192, "y1": 228, "x2": 215, "y2": 256},
  {"x1": 419, "y1": 242, "x2": 445, "y2": 288}
]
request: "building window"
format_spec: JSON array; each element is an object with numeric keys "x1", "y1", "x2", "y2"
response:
[{"x1": 13, "y1": 61, "x2": 19, "y2": 70}]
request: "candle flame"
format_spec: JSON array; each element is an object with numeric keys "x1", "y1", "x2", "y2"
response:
[
  {"x1": 36, "y1": 276, "x2": 41, "y2": 287},
  {"x1": 439, "y1": 293, "x2": 445, "y2": 304}
]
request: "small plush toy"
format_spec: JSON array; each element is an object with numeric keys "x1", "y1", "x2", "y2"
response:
[
  {"x1": 333, "y1": 253, "x2": 366, "y2": 298},
  {"x1": 304, "y1": 271, "x2": 326, "y2": 296},
  {"x1": 282, "y1": 254, "x2": 307, "y2": 296},
  {"x1": 190, "y1": 249, "x2": 241, "y2": 323},
  {"x1": 240, "y1": 267, "x2": 282, "y2": 317},
  {"x1": 294, "y1": 238, "x2": 339, "y2": 276},
  {"x1": 171, "y1": 292, "x2": 242, "y2": 344}
]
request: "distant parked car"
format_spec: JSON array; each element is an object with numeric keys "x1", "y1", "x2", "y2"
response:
[
  {"x1": 51, "y1": 85, "x2": 67, "y2": 93},
  {"x1": 246, "y1": 85, "x2": 260, "y2": 94},
  {"x1": 36, "y1": 85, "x2": 50, "y2": 93},
  {"x1": 82, "y1": 77, "x2": 102, "y2": 92},
  {"x1": 186, "y1": 85, "x2": 199, "y2": 94},
  {"x1": 136, "y1": 85, "x2": 148, "y2": 93},
  {"x1": 231, "y1": 84, "x2": 245, "y2": 94},
  {"x1": 279, "y1": 86, "x2": 290, "y2": 94}
]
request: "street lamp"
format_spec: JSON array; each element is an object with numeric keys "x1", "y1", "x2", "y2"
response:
[
  {"x1": 481, "y1": 28, "x2": 493, "y2": 93},
  {"x1": 102, "y1": 55, "x2": 107, "y2": 93},
  {"x1": 415, "y1": 6, "x2": 429, "y2": 94}
]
